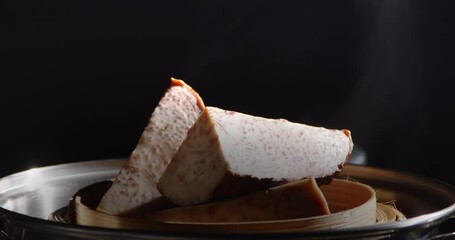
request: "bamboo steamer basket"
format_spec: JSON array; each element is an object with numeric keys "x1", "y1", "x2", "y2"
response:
[{"x1": 72, "y1": 177, "x2": 402, "y2": 233}]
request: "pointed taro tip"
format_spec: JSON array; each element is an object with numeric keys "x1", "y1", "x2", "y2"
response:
[
  {"x1": 342, "y1": 129, "x2": 354, "y2": 164},
  {"x1": 169, "y1": 77, "x2": 206, "y2": 110},
  {"x1": 170, "y1": 77, "x2": 185, "y2": 87},
  {"x1": 342, "y1": 129, "x2": 351, "y2": 139},
  {"x1": 343, "y1": 129, "x2": 353, "y2": 148}
]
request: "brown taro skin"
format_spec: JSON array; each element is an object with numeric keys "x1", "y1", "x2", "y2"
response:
[
  {"x1": 148, "y1": 178, "x2": 330, "y2": 222},
  {"x1": 158, "y1": 107, "x2": 353, "y2": 206},
  {"x1": 96, "y1": 78, "x2": 205, "y2": 215}
]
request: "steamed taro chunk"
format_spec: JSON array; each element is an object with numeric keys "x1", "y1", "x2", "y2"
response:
[
  {"x1": 158, "y1": 107, "x2": 353, "y2": 206},
  {"x1": 97, "y1": 78, "x2": 204, "y2": 215}
]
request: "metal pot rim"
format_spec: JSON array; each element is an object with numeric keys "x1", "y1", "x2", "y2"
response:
[{"x1": 0, "y1": 159, "x2": 454, "y2": 239}]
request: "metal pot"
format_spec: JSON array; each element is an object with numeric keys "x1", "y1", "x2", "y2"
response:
[{"x1": 0, "y1": 158, "x2": 453, "y2": 239}]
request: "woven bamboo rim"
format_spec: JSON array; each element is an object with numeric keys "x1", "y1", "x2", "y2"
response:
[{"x1": 74, "y1": 179, "x2": 404, "y2": 233}]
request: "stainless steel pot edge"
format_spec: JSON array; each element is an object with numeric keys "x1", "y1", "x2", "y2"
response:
[
  {"x1": 0, "y1": 205, "x2": 453, "y2": 240},
  {"x1": 0, "y1": 159, "x2": 454, "y2": 239}
]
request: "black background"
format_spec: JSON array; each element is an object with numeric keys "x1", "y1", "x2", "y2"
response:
[{"x1": 2, "y1": 1, "x2": 454, "y2": 186}]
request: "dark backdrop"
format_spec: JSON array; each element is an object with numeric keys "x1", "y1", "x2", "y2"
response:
[{"x1": 2, "y1": 1, "x2": 454, "y2": 188}]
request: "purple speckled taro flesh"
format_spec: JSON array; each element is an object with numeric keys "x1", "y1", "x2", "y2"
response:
[
  {"x1": 158, "y1": 107, "x2": 353, "y2": 206},
  {"x1": 96, "y1": 78, "x2": 205, "y2": 215}
]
